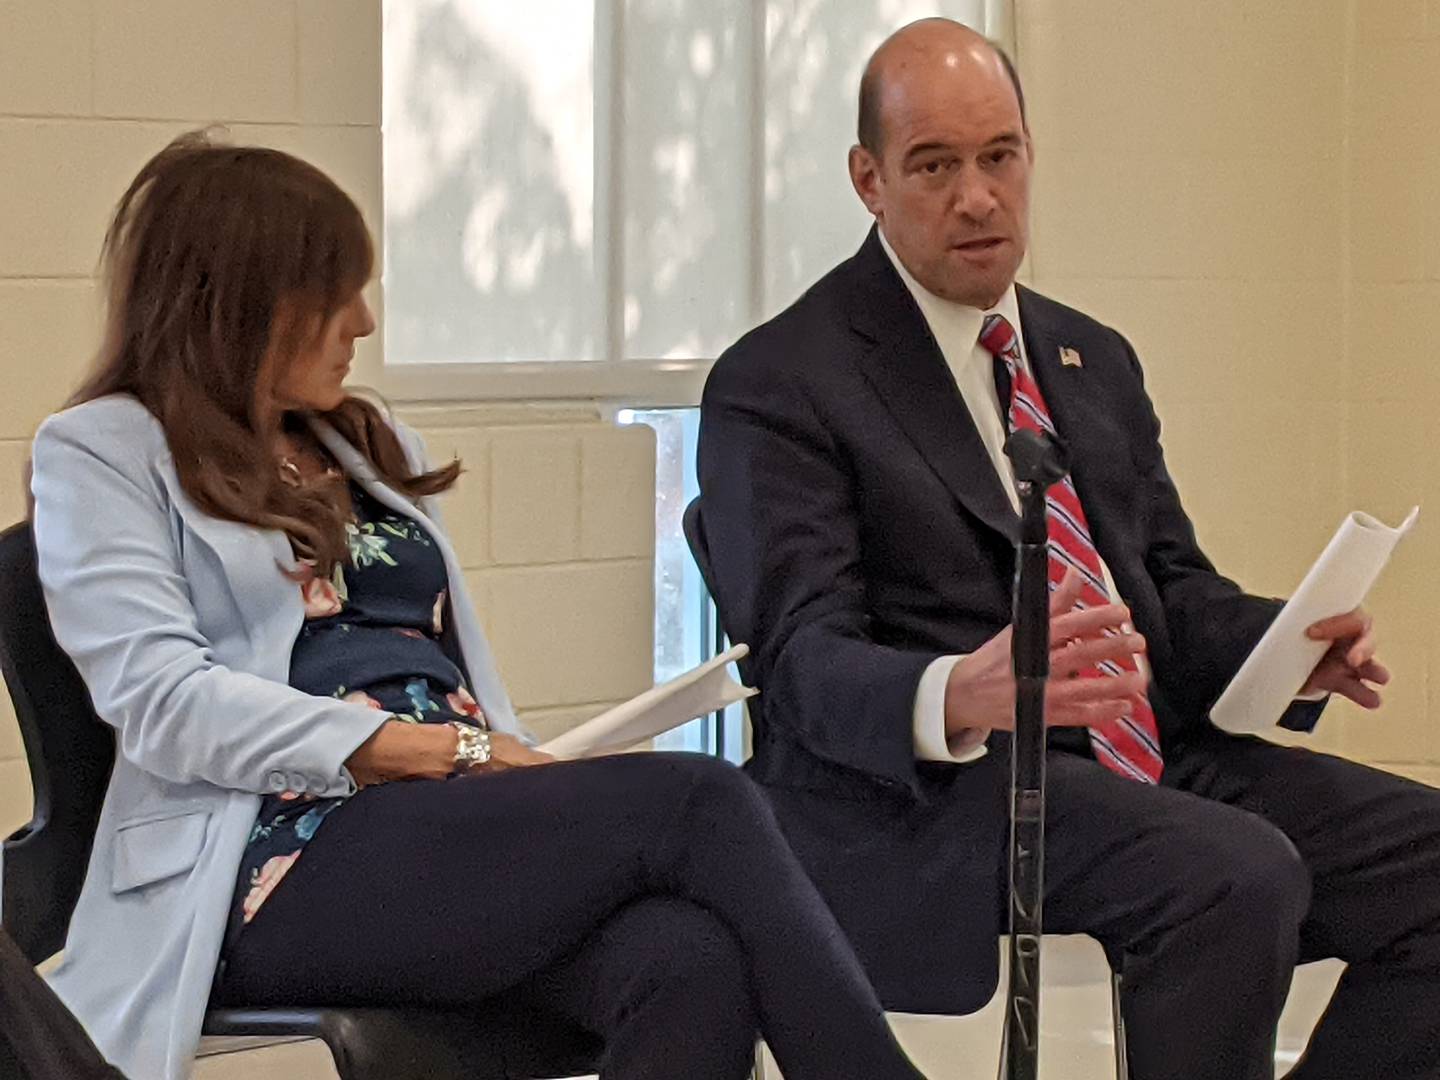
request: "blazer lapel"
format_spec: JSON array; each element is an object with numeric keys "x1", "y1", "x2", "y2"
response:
[
  {"x1": 1017, "y1": 286, "x2": 1071, "y2": 434},
  {"x1": 165, "y1": 479, "x2": 300, "y2": 644},
  {"x1": 1016, "y1": 286, "x2": 1125, "y2": 568},
  {"x1": 306, "y1": 419, "x2": 450, "y2": 560},
  {"x1": 307, "y1": 419, "x2": 457, "y2": 584},
  {"x1": 848, "y1": 230, "x2": 1019, "y2": 544}
]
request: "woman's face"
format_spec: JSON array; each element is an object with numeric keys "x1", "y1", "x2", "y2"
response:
[{"x1": 270, "y1": 291, "x2": 376, "y2": 413}]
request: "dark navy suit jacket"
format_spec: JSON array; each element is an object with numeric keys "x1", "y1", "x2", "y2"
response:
[{"x1": 697, "y1": 227, "x2": 1320, "y2": 1012}]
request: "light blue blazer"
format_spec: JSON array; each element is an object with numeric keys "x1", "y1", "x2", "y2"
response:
[{"x1": 20, "y1": 395, "x2": 522, "y2": 1080}]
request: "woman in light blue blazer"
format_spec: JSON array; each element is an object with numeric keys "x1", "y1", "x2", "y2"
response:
[{"x1": 26, "y1": 132, "x2": 928, "y2": 1080}]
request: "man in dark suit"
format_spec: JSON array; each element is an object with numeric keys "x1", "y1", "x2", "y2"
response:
[{"x1": 697, "y1": 17, "x2": 1440, "y2": 1080}]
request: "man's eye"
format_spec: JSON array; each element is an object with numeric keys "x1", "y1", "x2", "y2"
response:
[{"x1": 922, "y1": 160, "x2": 943, "y2": 174}]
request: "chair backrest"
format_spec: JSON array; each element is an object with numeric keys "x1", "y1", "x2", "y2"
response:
[
  {"x1": 0, "y1": 522, "x2": 115, "y2": 964},
  {"x1": 681, "y1": 498, "x2": 721, "y2": 619},
  {"x1": 683, "y1": 497, "x2": 731, "y2": 633}
]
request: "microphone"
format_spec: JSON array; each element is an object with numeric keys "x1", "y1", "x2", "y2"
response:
[
  {"x1": 1005, "y1": 428, "x2": 1069, "y2": 504},
  {"x1": 999, "y1": 426, "x2": 1070, "y2": 1080}
]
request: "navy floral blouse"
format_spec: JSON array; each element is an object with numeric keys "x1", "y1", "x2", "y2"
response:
[{"x1": 222, "y1": 483, "x2": 485, "y2": 949}]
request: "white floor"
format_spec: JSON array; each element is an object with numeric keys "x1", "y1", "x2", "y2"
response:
[
  {"x1": 845, "y1": 953, "x2": 1342, "y2": 1080},
  {"x1": 193, "y1": 942, "x2": 1345, "y2": 1080}
]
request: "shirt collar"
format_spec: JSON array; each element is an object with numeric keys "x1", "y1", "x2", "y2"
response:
[{"x1": 877, "y1": 226, "x2": 1025, "y2": 366}]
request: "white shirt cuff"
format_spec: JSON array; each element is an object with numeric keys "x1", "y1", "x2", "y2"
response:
[{"x1": 913, "y1": 654, "x2": 989, "y2": 763}]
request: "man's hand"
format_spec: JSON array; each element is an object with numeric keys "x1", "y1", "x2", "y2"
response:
[
  {"x1": 1302, "y1": 608, "x2": 1390, "y2": 708},
  {"x1": 943, "y1": 568, "x2": 1148, "y2": 737}
]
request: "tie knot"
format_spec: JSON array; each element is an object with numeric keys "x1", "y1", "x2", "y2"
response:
[{"x1": 979, "y1": 313, "x2": 1020, "y2": 363}]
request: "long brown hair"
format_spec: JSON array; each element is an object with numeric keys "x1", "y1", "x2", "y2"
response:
[{"x1": 72, "y1": 129, "x2": 458, "y2": 572}]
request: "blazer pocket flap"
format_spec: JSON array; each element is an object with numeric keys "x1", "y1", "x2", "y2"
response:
[{"x1": 112, "y1": 810, "x2": 211, "y2": 894}]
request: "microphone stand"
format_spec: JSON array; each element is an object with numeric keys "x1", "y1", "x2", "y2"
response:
[{"x1": 998, "y1": 428, "x2": 1070, "y2": 1080}]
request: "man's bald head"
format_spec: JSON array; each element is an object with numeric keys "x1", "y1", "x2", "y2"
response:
[
  {"x1": 857, "y1": 18, "x2": 1026, "y2": 156},
  {"x1": 846, "y1": 16, "x2": 1035, "y2": 307}
]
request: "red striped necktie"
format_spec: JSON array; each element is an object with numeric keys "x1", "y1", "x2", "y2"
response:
[{"x1": 979, "y1": 313, "x2": 1163, "y2": 783}]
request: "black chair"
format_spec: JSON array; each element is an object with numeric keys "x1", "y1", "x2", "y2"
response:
[
  {"x1": 680, "y1": 499, "x2": 727, "y2": 666},
  {"x1": 0, "y1": 924, "x2": 127, "y2": 1079},
  {"x1": 681, "y1": 498, "x2": 1131, "y2": 1079},
  {"x1": 0, "y1": 521, "x2": 602, "y2": 1080}
]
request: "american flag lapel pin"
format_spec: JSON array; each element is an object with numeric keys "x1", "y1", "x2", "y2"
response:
[{"x1": 1059, "y1": 346, "x2": 1083, "y2": 369}]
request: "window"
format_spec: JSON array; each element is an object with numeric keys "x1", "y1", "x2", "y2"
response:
[
  {"x1": 615, "y1": 407, "x2": 750, "y2": 756},
  {"x1": 382, "y1": 0, "x2": 1003, "y2": 399},
  {"x1": 383, "y1": 0, "x2": 602, "y2": 366}
]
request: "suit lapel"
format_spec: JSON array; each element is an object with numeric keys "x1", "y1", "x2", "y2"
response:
[
  {"x1": 1017, "y1": 286, "x2": 1072, "y2": 433},
  {"x1": 165, "y1": 478, "x2": 299, "y2": 640},
  {"x1": 307, "y1": 420, "x2": 459, "y2": 579},
  {"x1": 1017, "y1": 286, "x2": 1125, "y2": 573},
  {"x1": 848, "y1": 230, "x2": 1019, "y2": 544}
]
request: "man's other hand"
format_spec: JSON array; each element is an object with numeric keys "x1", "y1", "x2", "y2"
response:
[{"x1": 1302, "y1": 608, "x2": 1390, "y2": 708}]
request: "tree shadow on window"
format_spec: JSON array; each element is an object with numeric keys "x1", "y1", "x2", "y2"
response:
[
  {"x1": 385, "y1": 0, "x2": 598, "y2": 363},
  {"x1": 385, "y1": 0, "x2": 979, "y2": 364}
]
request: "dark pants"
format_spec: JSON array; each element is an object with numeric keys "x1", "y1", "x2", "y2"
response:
[
  {"x1": 217, "y1": 753, "x2": 923, "y2": 1080},
  {"x1": 1038, "y1": 730, "x2": 1440, "y2": 1080}
]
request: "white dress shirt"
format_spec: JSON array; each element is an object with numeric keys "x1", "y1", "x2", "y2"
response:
[{"x1": 877, "y1": 231, "x2": 1132, "y2": 764}]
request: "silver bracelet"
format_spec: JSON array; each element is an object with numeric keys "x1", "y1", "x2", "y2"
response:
[{"x1": 450, "y1": 721, "x2": 492, "y2": 772}]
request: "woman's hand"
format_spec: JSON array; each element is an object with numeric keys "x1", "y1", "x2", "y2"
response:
[
  {"x1": 463, "y1": 733, "x2": 555, "y2": 775},
  {"x1": 344, "y1": 721, "x2": 555, "y2": 787},
  {"x1": 345, "y1": 719, "x2": 458, "y2": 786}
]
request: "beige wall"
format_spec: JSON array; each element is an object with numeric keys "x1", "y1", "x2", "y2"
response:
[
  {"x1": 0, "y1": 0, "x2": 654, "y2": 836},
  {"x1": 1342, "y1": 2, "x2": 1440, "y2": 782},
  {"x1": 1020, "y1": 0, "x2": 1439, "y2": 788}
]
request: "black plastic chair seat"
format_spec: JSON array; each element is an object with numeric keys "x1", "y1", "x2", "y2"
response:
[{"x1": 201, "y1": 1004, "x2": 601, "y2": 1079}]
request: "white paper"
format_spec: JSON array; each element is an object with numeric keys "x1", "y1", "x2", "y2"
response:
[
  {"x1": 1210, "y1": 507, "x2": 1419, "y2": 734},
  {"x1": 537, "y1": 644, "x2": 757, "y2": 759}
]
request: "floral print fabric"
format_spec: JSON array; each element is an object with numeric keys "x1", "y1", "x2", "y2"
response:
[{"x1": 222, "y1": 484, "x2": 485, "y2": 953}]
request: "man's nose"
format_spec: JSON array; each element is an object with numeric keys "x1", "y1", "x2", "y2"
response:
[{"x1": 952, "y1": 165, "x2": 998, "y2": 221}]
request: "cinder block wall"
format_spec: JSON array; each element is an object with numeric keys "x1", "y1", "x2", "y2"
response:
[{"x1": 1019, "y1": 0, "x2": 1439, "y2": 788}]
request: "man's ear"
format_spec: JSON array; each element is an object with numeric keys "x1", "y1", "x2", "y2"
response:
[{"x1": 848, "y1": 144, "x2": 884, "y2": 217}]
